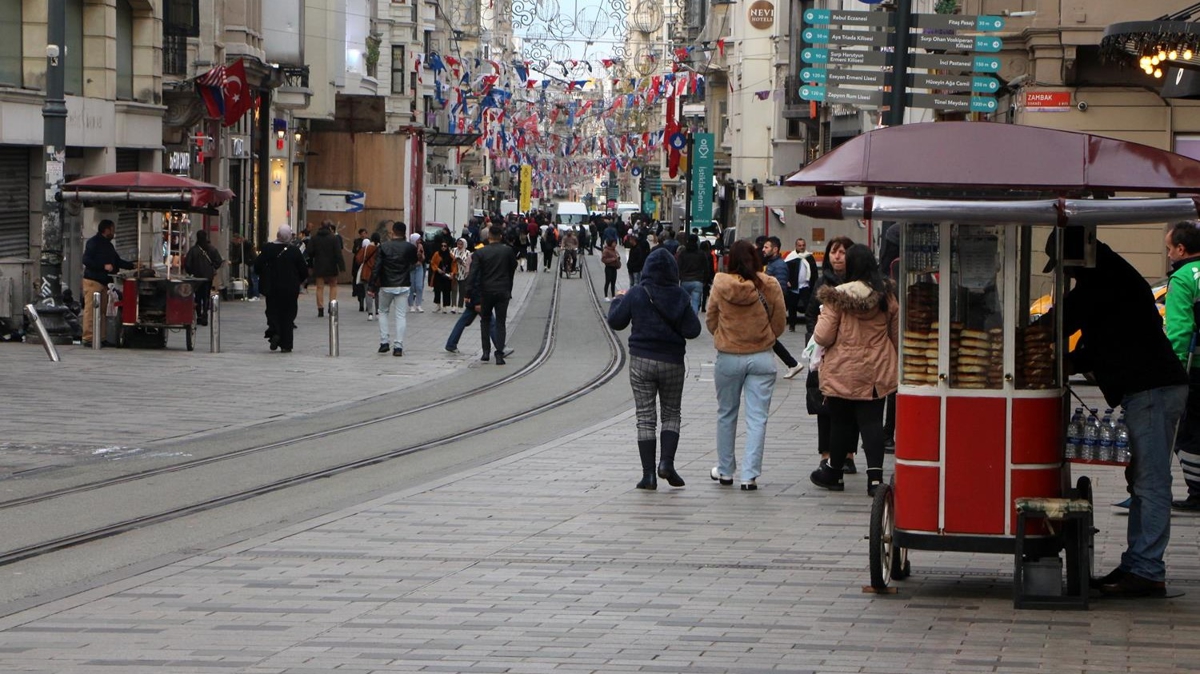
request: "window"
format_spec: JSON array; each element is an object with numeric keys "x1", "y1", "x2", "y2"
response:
[
  {"x1": 787, "y1": 118, "x2": 802, "y2": 140},
  {"x1": 391, "y1": 45, "x2": 405, "y2": 93},
  {"x1": 116, "y1": 0, "x2": 133, "y2": 99},
  {"x1": 163, "y1": 0, "x2": 199, "y2": 76},
  {"x1": 0, "y1": 0, "x2": 20, "y2": 86},
  {"x1": 65, "y1": 0, "x2": 83, "y2": 95}
]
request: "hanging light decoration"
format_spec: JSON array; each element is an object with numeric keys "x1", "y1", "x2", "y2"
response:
[{"x1": 1102, "y1": 3, "x2": 1200, "y2": 75}]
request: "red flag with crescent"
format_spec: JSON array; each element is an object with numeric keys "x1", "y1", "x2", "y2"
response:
[{"x1": 221, "y1": 59, "x2": 254, "y2": 127}]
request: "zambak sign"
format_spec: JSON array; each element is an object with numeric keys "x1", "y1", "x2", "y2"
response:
[
  {"x1": 690, "y1": 133, "x2": 715, "y2": 224},
  {"x1": 1025, "y1": 90, "x2": 1072, "y2": 112}
]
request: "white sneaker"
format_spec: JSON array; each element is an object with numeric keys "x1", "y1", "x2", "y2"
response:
[
  {"x1": 409, "y1": 306, "x2": 416, "y2": 313},
  {"x1": 417, "y1": 306, "x2": 424, "y2": 313},
  {"x1": 368, "y1": 314, "x2": 375, "y2": 321},
  {"x1": 434, "y1": 304, "x2": 441, "y2": 313},
  {"x1": 784, "y1": 364, "x2": 805, "y2": 380},
  {"x1": 450, "y1": 308, "x2": 458, "y2": 314}
]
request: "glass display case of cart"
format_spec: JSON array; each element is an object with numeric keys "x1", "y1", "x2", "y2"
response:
[{"x1": 899, "y1": 223, "x2": 940, "y2": 387}]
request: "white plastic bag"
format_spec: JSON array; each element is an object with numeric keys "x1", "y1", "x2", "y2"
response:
[{"x1": 803, "y1": 335, "x2": 825, "y2": 371}]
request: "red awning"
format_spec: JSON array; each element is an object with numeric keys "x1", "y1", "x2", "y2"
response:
[
  {"x1": 784, "y1": 122, "x2": 1200, "y2": 195},
  {"x1": 62, "y1": 171, "x2": 235, "y2": 210}
]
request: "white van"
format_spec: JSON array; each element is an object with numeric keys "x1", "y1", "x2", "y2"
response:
[
  {"x1": 615, "y1": 202, "x2": 640, "y2": 220},
  {"x1": 500, "y1": 200, "x2": 519, "y2": 216},
  {"x1": 552, "y1": 201, "x2": 590, "y2": 227}
]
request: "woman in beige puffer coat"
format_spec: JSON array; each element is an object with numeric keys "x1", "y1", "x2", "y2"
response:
[{"x1": 809, "y1": 244, "x2": 899, "y2": 496}]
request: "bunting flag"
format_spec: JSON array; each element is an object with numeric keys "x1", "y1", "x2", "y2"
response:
[{"x1": 717, "y1": 39, "x2": 726, "y2": 58}]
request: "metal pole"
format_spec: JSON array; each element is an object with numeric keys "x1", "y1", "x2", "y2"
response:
[
  {"x1": 684, "y1": 130, "x2": 693, "y2": 233},
  {"x1": 328, "y1": 299, "x2": 339, "y2": 357},
  {"x1": 24, "y1": 305, "x2": 61, "y2": 362},
  {"x1": 209, "y1": 293, "x2": 220, "y2": 353},
  {"x1": 885, "y1": 0, "x2": 914, "y2": 127},
  {"x1": 91, "y1": 291, "x2": 101, "y2": 351}
]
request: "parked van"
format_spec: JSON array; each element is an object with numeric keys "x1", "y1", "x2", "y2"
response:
[
  {"x1": 615, "y1": 202, "x2": 640, "y2": 220},
  {"x1": 500, "y1": 200, "x2": 519, "y2": 216},
  {"x1": 552, "y1": 201, "x2": 590, "y2": 227}
]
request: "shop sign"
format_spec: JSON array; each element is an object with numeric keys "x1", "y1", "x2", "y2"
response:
[
  {"x1": 1025, "y1": 90, "x2": 1073, "y2": 113},
  {"x1": 748, "y1": 1, "x2": 775, "y2": 30}
]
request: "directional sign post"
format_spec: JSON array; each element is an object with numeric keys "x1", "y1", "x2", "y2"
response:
[{"x1": 690, "y1": 133, "x2": 714, "y2": 226}]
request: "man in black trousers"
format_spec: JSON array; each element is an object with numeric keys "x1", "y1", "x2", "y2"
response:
[
  {"x1": 468, "y1": 225, "x2": 519, "y2": 364},
  {"x1": 254, "y1": 224, "x2": 309, "y2": 352}
]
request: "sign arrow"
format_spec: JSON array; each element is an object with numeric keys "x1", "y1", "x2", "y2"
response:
[
  {"x1": 914, "y1": 33, "x2": 1003, "y2": 53},
  {"x1": 801, "y1": 67, "x2": 886, "y2": 87},
  {"x1": 799, "y1": 85, "x2": 886, "y2": 107},
  {"x1": 908, "y1": 93, "x2": 998, "y2": 113},
  {"x1": 912, "y1": 13, "x2": 1005, "y2": 31},
  {"x1": 910, "y1": 53, "x2": 1001, "y2": 73},
  {"x1": 911, "y1": 73, "x2": 1001, "y2": 94},
  {"x1": 803, "y1": 27, "x2": 893, "y2": 47},
  {"x1": 801, "y1": 47, "x2": 891, "y2": 66},
  {"x1": 803, "y1": 8, "x2": 893, "y2": 27}
]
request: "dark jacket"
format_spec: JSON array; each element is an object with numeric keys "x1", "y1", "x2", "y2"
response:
[
  {"x1": 184, "y1": 242, "x2": 223, "y2": 280},
  {"x1": 627, "y1": 240, "x2": 649, "y2": 273},
  {"x1": 806, "y1": 266, "x2": 844, "y2": 343},
  {"x1": 82, "y1": 232, "x2": 134, "y2": 284},
  {"x1": 676, "y1": 248, "x2": 711, "y2": 284},
  {"x1": 229, "y1": 240, "x2": 256, "y2": 268},
  {"x1": 254, "y1": 242, "x2": 308, "y2": 298},
  {"x1": 607, "y1": 248, "x2": 702, "y2": 364},
  {"x1": 1062, "y1": 243, "x2": 1187, "y2": 407},
  {"x1": 371, "y1": 238, "x2": 418, "y2": 289},
  {"x1": 309, "y1": 228, "x2": 345, "y2": 277},
  {"x1": 764, "y1": 254, "x2": 788, "y2": 292},
  {"x1": 467, "y1": 240, "x2": 519, "y2": 298}
]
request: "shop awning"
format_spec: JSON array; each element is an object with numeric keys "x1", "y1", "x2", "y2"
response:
[
  {"x1": 425, "y1": 132, "x2": 482, "y2": 147},
  {"x1": 62, "y1": 171, "x2": 235, "y2": 211}
]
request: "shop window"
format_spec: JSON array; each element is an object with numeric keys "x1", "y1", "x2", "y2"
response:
[
  {"x1": 0, "y1": 0, "x2": 20, "y2": 86},
  {"x1": 116, "y1": 0, "x2": 133, "y2": 99},
  {"x1": 391, "y1": 45, "x2": 405, "y2": 93},
  {"x1": 65, "y1": 0, "x2": 84, "y2": 95}
]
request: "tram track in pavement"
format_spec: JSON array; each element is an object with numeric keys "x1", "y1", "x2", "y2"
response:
[{"x1": 0, "y1": 257, "x2": 626, "y2": 567}]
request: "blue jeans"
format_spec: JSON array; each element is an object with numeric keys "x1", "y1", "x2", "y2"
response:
[
  {"x1": 445, "y1": 303, "x2": 497, "y2": 350},
  {"x1": 1120, "y1": 384, "x2": 1188, "y2": 582},
  {"x1": 408, "y1": 267, "x2": 425, "y2": 306},
  {"x1": 681, "y1": 280, "x2": 703, "y2": 315},
  {"x1": 714, "y1": 349, "x2": 777, "y2": 482},
  {"x1": 377, "y1": 287, "x2": 410, "y2": 348}
]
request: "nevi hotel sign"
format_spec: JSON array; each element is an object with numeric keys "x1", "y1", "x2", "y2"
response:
[{"x1": 749, "y1": 0, "x2": 774, "y2": 30}]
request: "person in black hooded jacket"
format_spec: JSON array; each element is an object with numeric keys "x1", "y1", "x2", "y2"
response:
[{"x1": 607, "y1": 247, "x2": 702, "y2": 490}]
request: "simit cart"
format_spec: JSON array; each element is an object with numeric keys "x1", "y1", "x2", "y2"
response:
[
  {"x1": 787, "y1": 122, "x2": 1200, "y2": 608},
  {"x1": 62, "y1": 172, "x2": 235, "y2": 351}
]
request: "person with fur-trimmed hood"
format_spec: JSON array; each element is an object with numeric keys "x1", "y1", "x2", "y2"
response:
[{"x1": 808, "y1": 243, "x2": 899, "y2": 496}]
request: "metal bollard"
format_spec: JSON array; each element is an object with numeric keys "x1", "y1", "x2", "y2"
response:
[
  {"x1": 328, "y1": 299, "x2": 339, "y2": 357},
  {"x1": 209, "y1": 293, "x2": 220, "y2": 353},
  {"x1": 23, "y1": 304, "x2": 61, "y2": 362},
  {"x1": 92, "y1": 291, "x2": 102, "y2": 351}
]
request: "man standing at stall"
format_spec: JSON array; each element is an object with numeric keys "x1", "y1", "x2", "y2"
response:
[
  {"x1": 254, "y1": 225, "x2": 308, "y2": 352},
  {"x1": 1046, "y1": 228, "x2": 1187, "y2": 597},
  {"x1": 81, "y1": 219, "x2": 135, "y2": 347},
  {"x1": 1163, "y1": 221, "x2": 1200, "y2": 511}
]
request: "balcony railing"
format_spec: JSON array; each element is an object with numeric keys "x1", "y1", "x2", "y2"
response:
[{"x1": 164, "y1": 30, "x2": 189, "y2": 76}]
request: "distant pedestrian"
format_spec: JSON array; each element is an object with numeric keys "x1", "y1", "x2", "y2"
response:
[
  {"x1": 351, "y1": 227, "x2": 369, "y2": 312},
  {"x1": 80, "y1": 218, "x2": 135, "y2": 347},
  {"x1": 627, "y1": 235, "x2": 649, "y2": 286},
  {"x1": 540, "y1": 225, "x2": 557, "y2": 272},
  {"x1": 429, "y1": 240, "x2": 457, "y2": 312},
  {"x1": 676, "y1": 234, "x2": 710, "y2": 315},
  {"x1": 467, "y1": 225, "x2": 519, "y2": 364},
  {"x1": 600, "y1": 239, "x2": 621, "y2": 299},
  {"x1": 706, "y1": 240, "x2": 786, "y2": 491},
  {"x1": 450, "y1": 238, "x2": 472, "y2": 313},
  {"x1": 254, "y1": 225, "x2": 308, "y2": 352},
  {"x1": 229, "y1": 233, "x2": 258, "y2": 299},
  {"x1": 183, "y1": 229, "x2": 224, "y2": 326},
  {"x1": 309, "y1": 222, "x2": 345, "y2": 317},
  {"x1": 370, "y1": 222, "x2": 419, "y2": 356},
  {"x1": 357, "y1": 232, "x2": 380, "y2": 320},
  {"x1": 407, "y1": 233, "x2": 427, "y2": 312},
  {"x1": 608, "y1": 248, "x2": 702, "y2": 490},
  {"x1": 761, "y1": 236, "x2": 804, "y2": 380}
]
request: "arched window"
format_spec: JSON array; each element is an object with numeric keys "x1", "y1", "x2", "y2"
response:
[
  {"x1": 116, "y1": 0, "x2": 133, "y2": 99},
  {"x1": 0, "y1": 0, "x2": 20, "y2": 86},
  {"x1": 64, "y1": 0, "x2": 83, "y2": 95}
]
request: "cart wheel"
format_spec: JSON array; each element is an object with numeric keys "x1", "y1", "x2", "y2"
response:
[
  {"x1": 869, "y1": 482, "x2": 899, "y2": 591},
  {"x1": 185, "y1": 325, "x2": 194, "y2": 351}
]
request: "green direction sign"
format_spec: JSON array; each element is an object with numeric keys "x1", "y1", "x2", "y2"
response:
[
  {"x1": 801, "y1": 47, "x2": 891, "y2": 67},
  {"x1": 912, "y1": 73, "x2": 1001, "y2": 94},
  {"x1": 799, "y1": 85, "x2": 885, "y2": 107},
  {"x1": 803, "y1": 8, "x2": 893, "y2": 27},
  {"x1": 914, "y1": 33, "x2": 1003, "y2": 53},
  {"x1": 910, "y1": 53, "x2": 1001, "y2": 73},
  {"x1": 802, "y1": 28, "x2": 893, "y2": 47},
  {"x1": 690, "y1": 133, "x2": 714, "y2": 225},
  {"x1": 908, "y1": 93, "x2": 998, "y2": 113},
  {"x1": 912, "y1": 13, "x2": 1005, "y2": 31},
  {"x1": 800, "y1": 67, "x2": 886, "y2": 87}
]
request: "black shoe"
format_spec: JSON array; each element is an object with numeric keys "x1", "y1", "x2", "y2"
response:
[
  {"x1": 740, "y1": 479, "x2": 758, "y2": 491},
  {"x1": 1090, "y1": 567, "x2": 1126, "y2": 590},
  {"x1": 481, "y1": 353, "x2": 490, "y2": 362},
  {"x1": 843, "y1": 458, "x2": 858, "y2": 475},
  {"x1": 81, "y1": 340, "x2": 92, "y2": 348},
  {"x1": 393, "y1": 347, "x2": 403, "y2": 357},
  {"x1": 866, "y1": 468, "x2": 884, "y2": 498},
  {"x1": 269, "y1": 338, "x2": 279, "y2": 352},
  {"x1": 637, "y1": 471, "x2": 657, "y2": 490},
  {"x1": 318, "y1": 308, "x2": 324, "y2": 318},
  {"x1": 378, "y1": 343, "x2": 390, "y2": 353},
  {"x1": 809, "y1": 460, "x2": 845, "y2": 491},
  {"x1": 657, "y1": 463, "x2": 686, "y2": 487},
  {"x1": 494, "y1": 354, "x2": 506, "y2": 365},
  {"x1": 197, "y1": 316, "x2": 208, "y2": 326},
  {"x1": 1100, "y1": 572, "x2": 1166, "y2": 598},
  {"x1": 884, "y1": 439, "x2": 896, "y2": 455},
  {"x1": 280, "y1": 347, "x2": 292, "y2": 353},
  {"x1": 1172, "y1": 497, "x2": 1200, "y2": 511},
  {"x1": 710, "y1": 467, "x2": 733, "y2": 485},
  {"x1": 867, "y1": 480, "x2": 882, "y2": 497}
]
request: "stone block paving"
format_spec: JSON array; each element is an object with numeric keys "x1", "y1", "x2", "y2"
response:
[
  {"x1": 1, "y1": 331, "x2": 1199, "y2": 673},
  {"x1": 0, "y1": 274, "x2": 536, "y2": 476}
]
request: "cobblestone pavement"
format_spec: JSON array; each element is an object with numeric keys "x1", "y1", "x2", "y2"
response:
[{"x1": 0, "y1": 317, "x2": 1198, "y2": 672}]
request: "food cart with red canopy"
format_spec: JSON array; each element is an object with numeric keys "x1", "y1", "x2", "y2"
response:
[
  {"x1": 786, "y1": 122, "x2": 1200, "y2": 607},
  {"x1": 62, "y1": 171, "x2": 235, "y2": 350}
]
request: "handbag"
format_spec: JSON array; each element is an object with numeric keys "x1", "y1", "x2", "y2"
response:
[{"x1": 805, "y1": 369, "x2": 830, "y2": 415}]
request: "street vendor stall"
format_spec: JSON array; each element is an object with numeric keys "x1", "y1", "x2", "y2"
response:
[
  {"x1": 62, "y1": 172, "x2": 234, "y2": 350},
  {"x1": 787, "y1": 122, "x2": 1200, "y2": 608}
]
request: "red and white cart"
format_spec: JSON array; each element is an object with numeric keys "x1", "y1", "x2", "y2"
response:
[{"x1": 788, "y1": 122, "x2": 1200, "y2": 608}]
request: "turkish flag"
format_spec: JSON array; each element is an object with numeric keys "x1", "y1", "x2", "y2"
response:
[{"x1": 220, "y1": 59, "x2": 254, "y2": 127}]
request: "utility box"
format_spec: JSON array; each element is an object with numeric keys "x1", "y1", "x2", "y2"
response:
[
  {"x1": 423, "y1": 185, "x2": 471, "y2": 231},
  {"x1": 0, "y1": 258, "x2": 32, "y2": 325}
]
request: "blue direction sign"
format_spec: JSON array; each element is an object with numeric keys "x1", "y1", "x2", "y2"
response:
[
  {"x1": 908, "y1": 93, "x2": 999, "y2": 113},
  {"x1": 912, "y1": 13, "x2": 1004, "y2": 31},
  {"x1": 912, "y1": 73, "x2": 1001, "y2": 94},
  {"x1": 802, "y1": 47, "x2": 891, "y2": 67},
  {"x1": 802, "y1": 27, "x2": 893, "y2": 47},
  {"x1": 800, "y1": 67, "x2": 886, "y2": 87},
  {"x1": 803, "y1": 8, "x2": 893, "y2": 27},
  {"x1": 915, "y1": 33, "x2": 1003, "y2": 52},
  {"x1": 800, "y1": 85, "x2": 886, "y2": 107},
  {"x1": 910, "y1": 53, "x2": 1001, "y2": 73}
]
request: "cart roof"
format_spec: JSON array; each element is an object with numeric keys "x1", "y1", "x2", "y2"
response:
[
  {"x1": 784, "y1": 122, "x2": 1200, "y2": 196},
  {"x1": 63, "y1": 171, "x2": 235, "y2": 211}
]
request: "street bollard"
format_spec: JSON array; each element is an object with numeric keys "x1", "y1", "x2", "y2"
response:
[
  {"x1": 209, "y1": 293, "x2": 220, "y2": 353},
  {"x1": 329, "y1": 299, "x2": 339, "y2": 357},
  {"x1": 23, "y1": 304, "x2": 61, "y2": 362},
  {"x1": 92, "y1": 291, "x2": 102, "y2": 351}
]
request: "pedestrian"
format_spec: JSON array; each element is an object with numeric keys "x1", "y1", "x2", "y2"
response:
[
  {"x1": 444, "y1": 279, "x2": 498, "y2": 354},
  {"x1": 429, "y1": 240, "x2": 457, "y2": 312},
  {"x1": 407, "y1": 232, "x2": 426, "y2": 312},
  {"x1": 608, "y1": 247, "x2": 703, "y2": 490},
  {"x1": 699, "y1": 240, "x2": 717, "y2": 311},
  {"x1": 309, "y1": 221, "x2": 345, "y2": 317},
  {"x1": 229, "y1": 233, "x2": 258, "y2": 300},
  {"x1": 806, "y1": 236, "x2": 854, "y2": 471},
  {"x1": 627, "y1": 235, "x2": 649, "y2": 286},
  {"x1": 1044, "y1": 228, "x2": 1187, "y2": 598},
  {"x1": 466, "y1": 225, "x2": 519, "y2": 364},
  {"x1": 706, "y1": 239, "x2": 787, "y2": 490},
  {"x1": 676, "y1": 233, "x2": 710, "y2": 315},
  {"x1": 370, "y1": 221, "x2": 420, "y2": 356},
  {"x1": 540, "y1": 224, "x2": 557, "y2": 272},
  {"x1": 351, "y1": 227, "x2": 369, "y2": 312},
  {"x1": 1164, "y1": 221, "x2": 1200, "y2": 512},
  {"x1": 253, "y1": 224, "x2": 308, "y2": 352},
  {"x1": 761, "y1": 236, "x2": 804, "y2": 380},
  {"x1": 601, "y1": 238, "x2": 621, "y2": 300},
  {"x1": 450, "y1": 238, "x2": 472, "y2": 314},
  {"x1": 785, "y1": 237, "x2": 815, "y2": 331},
  {"x1": 357, "y1": 232, "x2": 380, "y2": 320},
  {"x1": 80, "y1": 218, "x2": 135, "y2": 347},
  {"x1": 183, "y1": 229, "x2": 223, "y2": 326},
  {"x1": 807, "y1": 244, "x2": 899, "y2": 496}
]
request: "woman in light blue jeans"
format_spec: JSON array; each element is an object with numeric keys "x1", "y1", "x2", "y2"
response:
[{"x1": 705, "y1": 240, "x2": 787, "y2": 490}]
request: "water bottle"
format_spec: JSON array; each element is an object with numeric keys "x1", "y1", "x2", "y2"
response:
[
  {"x1": 1098, "y1": 410, "x2": 1115, "y2": 462},
  {"x1": 1115, "y1": 413, "x2": 1131, "y2": 464},
  {"x1": 1082, "y1": 409, "x2": 1101, "y2": 461},
  {"x1": 1065, "y1": 407, "x2": 1084, "y2": 460}
]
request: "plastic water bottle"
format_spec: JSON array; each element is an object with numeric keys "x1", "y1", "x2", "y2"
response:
[
  {"x1": 1082, "y1": 409, "x2": 1101, "y2": 461},
  {"x1": 1065, "y1": 408, "x2": 1084, "y2": 460},
  {"x1": 1115, "y1": 413, "x2": 1131, "y2": 464},
  {"x1": 1098, "y1": 410, "x2": 1115, "y2": 462}
]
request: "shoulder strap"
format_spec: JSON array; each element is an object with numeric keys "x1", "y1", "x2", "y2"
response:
[{"x1": 640, "y1": 286, "x2": 686, "y2": 339}]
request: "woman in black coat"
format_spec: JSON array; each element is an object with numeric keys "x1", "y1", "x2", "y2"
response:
[{"x1": 806, "y1": 236, "x2": 853, "y2": 469}]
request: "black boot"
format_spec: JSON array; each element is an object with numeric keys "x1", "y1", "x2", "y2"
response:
[
  {"x1": 637, "y1": 439, "x2": 657, "y2": 490},
  {"x1": 866, "y1": 468, "x2": 884, "y2": 497},
  {"x1": 809, "y1": 459, "x2": 844, "y2": 491},
  {"x1": 657, "y1": 430, "x2": 686, "y2": 487}
]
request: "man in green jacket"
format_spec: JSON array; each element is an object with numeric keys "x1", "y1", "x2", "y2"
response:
[{"x1": 1165, "y1": 221, "x2": 1200, "y2": 511}]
